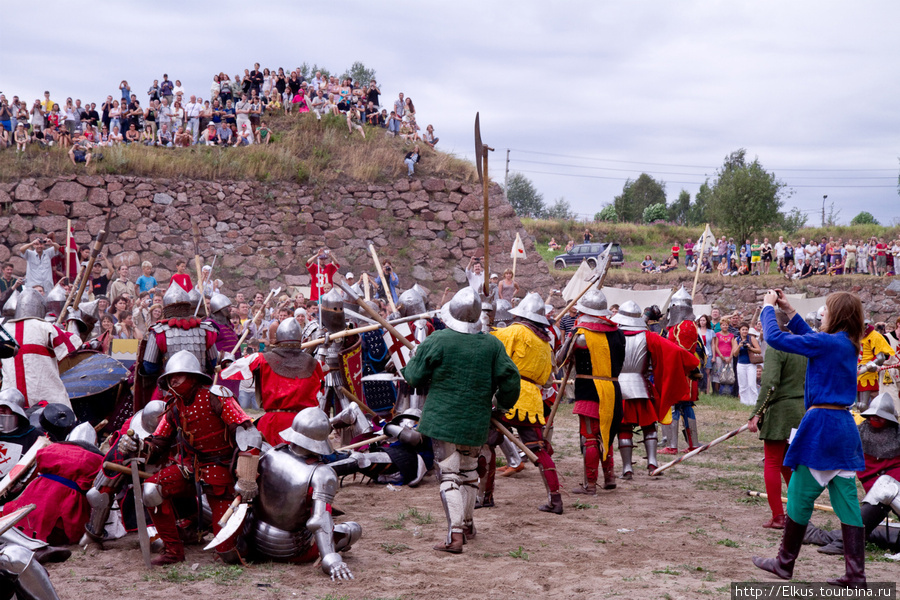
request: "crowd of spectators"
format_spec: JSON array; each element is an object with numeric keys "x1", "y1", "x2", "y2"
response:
[
  {"x1": 640, "y1": 235, "x2": 900, "y2": 278},
  {"x1": 0, "y1": 64, "x2": 439, "y2": 161}
]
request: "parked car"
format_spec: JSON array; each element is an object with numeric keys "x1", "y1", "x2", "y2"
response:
[{"x1": 554, "y1": 242, "x2": 624, "y2": 269}]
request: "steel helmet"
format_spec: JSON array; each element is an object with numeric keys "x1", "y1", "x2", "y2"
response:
[
  {"x1": 11, "y1": 287, "x2": 46, "y2": 322},
  {"x1": 157, "y1": 350, "x2": 212, "y2": 390},
  {"x1": 440, "y1": 287, "x2": 482, "y2": 334},
  {"x1": 575, "y1": 289, "x2": 610, "y2": 318},
  {"x1": 861, "y1": 392, "x2": 898, "y2": 424},
  {"x1": 509, "y1": 292, "x2": 550, "y2": 326},
  {"x1": 275, "y1": 317, "x2": 303, "y2": 345},
  {"x1": 280, "y1": 407, "x2": 334, "y2": 455},
  {"x1": 611, "y1": 300, "x2": 646, "y2": 331}
]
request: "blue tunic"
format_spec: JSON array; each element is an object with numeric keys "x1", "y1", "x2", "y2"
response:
[{"x1": 760, "y1": 305, "x2": 864, "y2": 472}]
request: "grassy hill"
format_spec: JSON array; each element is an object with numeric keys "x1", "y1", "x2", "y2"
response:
[{"x1": 0, "y1": 113, "x2": 476, "y2": 186}]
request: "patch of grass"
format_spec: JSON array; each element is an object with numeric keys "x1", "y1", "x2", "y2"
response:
[
  {"x1": 651, "y1": 566, "x2": 682, "y2": 575},
  {"x1": 381, "y1": 507, "x2": 433, "y2": 530},
  {"x1": 573, "y1": 500, "x2": 596, "y2": 510},
  {"x1": 380, "y1": 542, "x2": 411, "y2": 555},
  {"x1": 144, "y1": 565, "x2": 244, "y2": 585},
  {"x1": 717, "y1": 538, "x2": 740, "y2": 548},
  {"x1": 508, "y1": 546, "x2": 530, "y2": 560}
]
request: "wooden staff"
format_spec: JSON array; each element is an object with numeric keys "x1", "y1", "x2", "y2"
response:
[
  {"x1": 557, "y1": 245, "x2": 613, "y2": 318},
  {"x1": 298, "y1": 312, "x2": 435, "y2": 350},
  {"x1": 103, "y1": 461, "x2": 152, "y2": 479},
  {"x1": 230, "y1": 287, "x2": 281, "y2": 355},
  {"x1": 56, "y1": 228, "x2": 104, "y2": 325},
  {"x1": 748, "y1": 491, "x2": 834, "y2": 514},
  {"x1": 194, "y1": 253, "x2": 217, "y2": 317},
  {"x1": 438, "y1": 287, "x2": 450, "y2": 307},
  {"x1": 190, "y1": 221, "x2": 210, "y2": 316},
  {"x1": 690, "y1": 224, "x2": 711, "y2": 301},
  {"x1": 542, "y1": 340, "x2": 578, "y2": 438},
  {"x1": 650, "y1": 424, "x2": 749, "y2": 476},
  {"x1": 368, "y1": 243, "x2": 396, "y2": 314},
  {"x1": 65, "y1": 219, "x2": 72, "y2": 283},
  {"x1": 481, "y1": 148, "x2": 492, "y2": 299},
  {"x1": 333, "y1": 273, "x2": 414, "y2": 353},
  {"x1": 336, "y1": 434, "x2": 389, "y2": 452},
  {"x1": 362, "y1": 273, "x2": 371, "y2": 301},
  {"x1": 491, "y1": 418, "x2": 538, "y2": 463}
]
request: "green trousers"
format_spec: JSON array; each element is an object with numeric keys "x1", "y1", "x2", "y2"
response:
[{"x1": 786, "y1": 465, "x2": 862, "y2": 527}]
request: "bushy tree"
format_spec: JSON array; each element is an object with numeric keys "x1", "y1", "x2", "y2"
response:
[
  {"x1": 780, "y1": 207, "x2": 809, "y2": 235},
  {"x1": 613, "y1": 174, "x2": 667, "y2": 223},
  {"x1": 299, "y1": 63, "x2": 331, "y2": 80},
  {"x1": 595, "y1": 204, "x2": 618, "y2": 222},
  {"x1": 850, "y1": 211, "x2": 878, "y2": 226},
  {"x1": 668, "y1": 190, "x2": 691, "y2": 224},
  {"x1": 707, "y1": 149, "x2": 785, "y2": 244},
  {"x1": 545, "y1": 197, "x2": 573, "y2": 220},
  {"x1": 343, "y1": 61, "x2": 376, "y2": 86},
  {"x1": 688, "y1": 181, "x2": 712, "y2": 225},
  {"x1": 642, "y1": 202, "x2": 668, "y2": 223},
  {"x1": 506, "y1": 173, "x2": 546, "y2": 218}
]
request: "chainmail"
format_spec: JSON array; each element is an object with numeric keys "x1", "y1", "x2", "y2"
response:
[{"x1": 859, "y1": 421, "x2": 900, "y2": 460}]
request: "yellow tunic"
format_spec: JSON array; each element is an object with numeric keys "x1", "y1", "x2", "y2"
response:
[
  {"x1": 858, "y1": 329, "x2": 895, "y2": 389},
  {"x1": 492, "y1": 323, "x2": 552, "y2": 425},
  {"x1": 576, "y1": 327, "x2": 617, "y2": 459}
]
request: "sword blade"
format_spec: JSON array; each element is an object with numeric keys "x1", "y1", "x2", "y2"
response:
[
  {"x1": 203, "y1": 502, "x2": 249, "y2": 550},
  {"x1": 131, "y1": 461, "x2": 153, "y2": 568}
]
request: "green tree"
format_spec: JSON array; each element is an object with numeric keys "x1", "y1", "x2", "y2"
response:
[
  {"x1": 668, "y1": 190, "x2": 691, "y2": 224},
  {"x1": 342, "y1": 61, "x2": 376, "y2": 86},
  {"x1": 780, "y1": 207, "x2": 809, "y2": 236},
  {"x1": 850, "y1": 211, "x2": 879, "y2": 225},
  {"x1": 545, "y1": 197, "x2": 573, "y2": 220},
  {"x1": 595, "y1": 204, "x2": 618, "y2": 222},
  {"x1": 506, "y1": 173, "x2": 546, "y2": 218},
  {"x1": 688, "y1": 181, "x2": 712, "y2": 225},
  {"x1": 642, "y1": 202, "x2": 668, "y2": 223},
  {"x1": 299, "y1": 63, "x2": 331, "y2": 80},
  {"x1": 613, "y1": 174, "x2": 667, "y2": 223},
  {"x1": 707, "y1": 149, "x2": 785, "y2": 244}
]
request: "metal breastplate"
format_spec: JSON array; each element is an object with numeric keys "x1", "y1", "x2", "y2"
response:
[
  {"x1": 162, "y1": 324, "x2": 210, "y2": 365},
  {"x1": 619, "y1": 332, "x2": 650, "y2": 400},
  {"x1": 256, "y1": 448, "x2": 314, "y2": 531},
  {"x1": 175, "y1": 389, "x2": 232, "y2": 457}
]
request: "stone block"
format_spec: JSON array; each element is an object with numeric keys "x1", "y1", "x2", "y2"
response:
[
  {"x1": 14, "y1": 184, "x2": 45, "y2": 201},
  {"x1": 48, "y1": 182, "x2": 87, "y2": 203}
]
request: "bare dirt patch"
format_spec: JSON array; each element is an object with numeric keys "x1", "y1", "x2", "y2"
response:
[{"x1": 48, "y1": 395, "x2": 896, "y2": 600}]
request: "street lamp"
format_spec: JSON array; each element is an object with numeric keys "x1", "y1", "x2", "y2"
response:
[{"x1": 822, "y1": 195, "x2": 828, "y2": 227}]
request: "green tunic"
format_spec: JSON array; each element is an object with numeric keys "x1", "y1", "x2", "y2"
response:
[
  {"x1": 401, "y1": 329, "x2": 520, "y2": 447},
  {"x1": 752, "y1": 346, "x2": 807, "y2": 441}
]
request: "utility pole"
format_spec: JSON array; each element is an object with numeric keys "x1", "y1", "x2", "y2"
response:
[
  {"x1": 822, "y1": 194, "x2": 828, "y2": 227},
  {"x1": 504, "y1": 149, "x2": 510, "y2": 201}
]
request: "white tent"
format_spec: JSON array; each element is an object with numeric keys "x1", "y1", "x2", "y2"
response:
[
  {"x1": 601, "y1": 286, "x2": 674, "y2": 312},
  {"x1": 561, "y1": 260, "x2": 595, "y2": 302}
]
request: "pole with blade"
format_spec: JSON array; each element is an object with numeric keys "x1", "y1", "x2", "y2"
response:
[
  {"x1": 368, "y1": 243, "x2": 397, "y2": 314},
  {"x1": 194, "y1": 253, "x2": 217, "y2": 317},
  {"x1": 557, "y1": 245, "x2": 613, "y2": 318},
  {"x1": 690, "y1": 224, "x2": 712, "y2": 301},
  {"x1": 475, "y1": 113, "x2": 494, "y2": 298},
  {"x1": 190, "y1": 221, "x2": 210, "y2": 316}
]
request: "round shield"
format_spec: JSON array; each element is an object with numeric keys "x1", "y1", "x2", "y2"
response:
[{"x1": 60, "y1": 353, "x2": 129, "y2": 426}]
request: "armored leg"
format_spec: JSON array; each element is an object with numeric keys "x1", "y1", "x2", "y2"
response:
[
  {"x1": 499, "y1": 435, "x2": 522, "y2": 470},
  {"x1": 433, "y1": 440, "x2": 479, "y2": 552},
  {"x1": 642, "y1": 426, "x2": 659, "y2": 472},
  {"x1": 0, "y1": 544, "x2": 61, "y2": 600},
  {"x1": 683, "y1": 415, "x2": 700, "y2": 450},
  {"x1": 856, "y1": 390, "x2": 872, "y2": 412},
  {"x1": 618, "y1": 436, "x2": 634, "y2": 480},
  {"x1": 82, "y1": 486, "x2": 113, "y2": 544},
  {"x1": 0, "y1": 529, "x2": 69, "y2": 566},
  {"x1": 660, "y1": 420, "x2": 678, "y2": 454}
]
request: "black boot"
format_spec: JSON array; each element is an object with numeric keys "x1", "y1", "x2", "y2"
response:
[
  {"x1": 827, "y1": 524, "x2": 866, "y2": 588},
  {"x1": 820, "y1": 502, "x2": 889, "y2": 555},
  {"x1": 804, "y1": 524, "x2": 838, "y2": 546},
  {"x1": 752, "y1": 517, "x2": 807, "y2": 579}
]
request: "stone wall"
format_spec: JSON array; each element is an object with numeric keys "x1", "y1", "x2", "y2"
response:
[
  {"x1": 617, "y1": 276, "x2": 900, "y2": 321},
  {"x1": 0, "y1": 175, "x2": 554, "y2": 302}
]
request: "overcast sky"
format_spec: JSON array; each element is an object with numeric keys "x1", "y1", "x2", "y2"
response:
[{"x1": 3, "y1": 1, "x2": 898, "y2": 226}]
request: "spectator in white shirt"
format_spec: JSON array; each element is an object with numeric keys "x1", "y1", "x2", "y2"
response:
[
  {"x1": 184, "y1": 95, "x2": 203, "y2": 144},
  {"x1": 17, "y1": 237, "x2": 60, "y2": 294}
]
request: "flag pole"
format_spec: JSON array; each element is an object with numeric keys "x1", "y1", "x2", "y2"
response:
[
  {"x1": 690, "y1": 224, "x2": 710, "y2": 302},
  {"x1": 65, "y1": 220, "x2": 72, "y2": 282}
]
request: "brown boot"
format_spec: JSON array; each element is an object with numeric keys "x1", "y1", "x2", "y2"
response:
[
  {"x1": 601, "y1": 453, "x2": 617, "y2": 490},
  {"x1": 572, "y1": 483, "x2": 597, "y2": 496},
  {"x1": 538, "y1": 493, "x2": 564, "y2": 515},
  {"x1": 463, "y1": 522, "x2": 476, "y2": 540},
  {"x1": 763, "y1": 514, "x2": 786, "y2": 529},
  {"x1": 752, "y1": 517, "x2": 807, "y2": 579},
  {"x1": 499, "y1": 463, "x2": 525, "y2": 477},
  {"x1": 151, "y1": 545, "x2": 185, "y2": 566},
  {"x1": 433, "y1": 532, "x2": 465, "y2": 554},
  {"x1": 827, "y1": 525, "x2": 866, "y2": 588}
]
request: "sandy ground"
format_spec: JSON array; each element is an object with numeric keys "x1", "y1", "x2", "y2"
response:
[{"x1": 47, "y1": 395, "x2": 897, "y2": 600}]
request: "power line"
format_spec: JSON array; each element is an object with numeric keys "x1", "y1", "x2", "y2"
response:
[
  {"x1": 510, "y1": 158, "x2": 897, "y2": 180},
  {"x1": 506, "y1": 148, "x2": 899, "y2": 173}
]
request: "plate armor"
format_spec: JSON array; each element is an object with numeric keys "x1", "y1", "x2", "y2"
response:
[
  {"x1": 143, "y1": 320, "x2": 217, "y2": 373},
  {"x1": 619, "y1": 332, "x2": 650, "y2": 400}
]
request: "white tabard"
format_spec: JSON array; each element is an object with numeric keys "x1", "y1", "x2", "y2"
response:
[{"x1": 0, "y1": 317, "x2": 81, "y2": 408}]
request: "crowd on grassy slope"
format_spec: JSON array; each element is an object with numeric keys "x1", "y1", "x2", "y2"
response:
[{"x1": 0, "y1": 63, "x2": 439, "y2": 164}]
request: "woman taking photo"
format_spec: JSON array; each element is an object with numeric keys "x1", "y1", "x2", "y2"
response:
[
  {"x1": 734, "y1": 322, "x2": 762, "y2": 405},
  {"x1": 696, "y1": 314, "x2": 716, "y2": 394},
  {"x1": 752, "y1": 290, "x2": 866, "y2": 588}
]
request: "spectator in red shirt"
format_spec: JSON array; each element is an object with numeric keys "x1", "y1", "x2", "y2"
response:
[
  {"x1": 875, "y1": 238, "x2": 888, "y2": 277},
  {"x1": 169, "y1": 259, "x2": 193, "y2": 291},
  {"x1": 671, "y1": 243, "x2": 680, "y2": 262},
  {"x1": 306, "y1": 247, "x2": 340, "y2": 302}
]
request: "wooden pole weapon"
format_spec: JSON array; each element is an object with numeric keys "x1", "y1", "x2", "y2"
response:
[{"x1": 368, "y1": 243, "x2": 397, "y2": 314}]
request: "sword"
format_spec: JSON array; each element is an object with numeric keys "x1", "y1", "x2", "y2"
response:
[
  {"x1": 204, "y1": 497, "x2": 250, "y2": 551},
  {"x1": 650, "y1": 423, "x2": 750, "y2": 476},
  {"x1": 125, "y1": 436, "x2": 152, "y2": 568}
]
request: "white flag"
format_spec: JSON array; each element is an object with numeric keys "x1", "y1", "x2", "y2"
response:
[{"x1": 510, "y1": 232, "x2": 527, "y2": 259}]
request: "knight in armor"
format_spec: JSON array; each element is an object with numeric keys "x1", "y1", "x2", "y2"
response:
[
  {"x1": 387, "y1": 286, "x2": 433, "y2": 415},
  {"x1": 563, "y1": 289, "x2": 625, "y2": 494},
  {"x1": 43, "y1": 283, "x2": 68, "y2": 321},
  {"x1": 488, "y1": 293, "x2": 563, "y2": 513},
  {"x1": 402, "y1": 287, "x2": 519, "y2": 553},
  {"x1": 0, "y1": 287, "x2": 81, "y2": 408},
  {"x1": 205, "y1": 293, "x2": 241, "y2": 398},
  {"x1": 660, "y1": 287, "x2": 705, "y2": 454},
  {"x1": 222, "y1": 318, "x2": 324, "y2": 446},
  {"x1": 126, "y1": 350, "x2": 261, "y2": 565},
  {"x1": 494, "y1": 299, "x2": 513, "y2": 328},
  {"x1": 81, "y1": 400, "x2": 166, "y2": 546},
  {"x1": 803, "y1": 393, "x2": 900, "y2": 554},
  {"x1": 0, "y1": 542, "x2": 62, "y2": 600},
  {"x1": 217, "y1": 408, "x2": 359, "y2": 579},
  {"x1": 135, "y1": 282, "x2": 218, "y2": 409},
  {"x1": 857, "y1": 324, "x2": 894, "y2": 411},
  {"x1": 64, "y1": 299, "x2": 100, "y2": 344}
]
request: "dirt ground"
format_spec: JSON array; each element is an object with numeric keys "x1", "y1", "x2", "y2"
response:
[{"x1": 48, "y1": 395, "x2": 897, "y2": 600}]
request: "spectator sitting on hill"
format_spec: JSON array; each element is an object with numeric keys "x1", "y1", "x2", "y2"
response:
[
  {"x1": 548, "y1": 237, "x2": 560, "y2": 250},
  {"x1": 641, "y1": 255, "x2": 656, "y2": 273},
  {"x1": 174, "y1": 126, "x2": 192, "y2": 147},
  {"x1": 68, "y1": 135, "x2": 93, "y2": 166},
  {"x1": 658, "y1": 254, "x2": 678, "y2": 273},
  {"x1": 422, "y1": 124, "x2": 439, "y2": 148},
  {"x1": 564, "y1": 240, "x2": 575, "y2": 252},
  {"x1": 828, "y1": 256, "x2": 844, "y2": 276}
]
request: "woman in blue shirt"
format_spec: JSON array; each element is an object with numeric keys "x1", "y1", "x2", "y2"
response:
[{"x1": 752, "y1": 290, "x2": 866, "y2": 588}]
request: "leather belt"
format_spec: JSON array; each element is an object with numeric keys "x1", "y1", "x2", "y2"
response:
[
  {"x1": 266, "y1": 409, "x2": 297, "y2": 413},
  {"x1": 520, "y1": 375, "x2": 543, "y2": 386},
  {"x1": 809, "y1": 404, "x2": 849, "y2": 411},
  {"x1": 574, "y1": 374, "x2": 618, "y2": 382}
]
